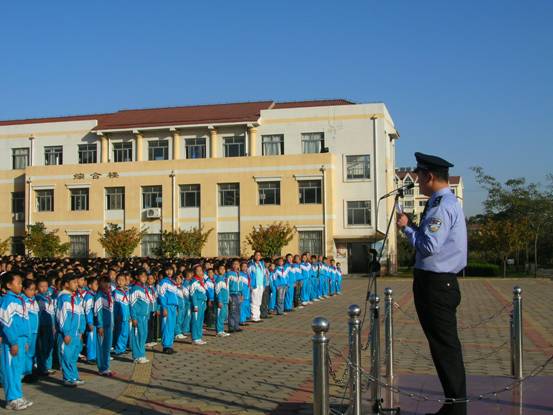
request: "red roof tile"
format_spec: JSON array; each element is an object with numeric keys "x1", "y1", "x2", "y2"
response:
[{"x1": 0, "y1": 113, "x2": 108, "y2": 127}]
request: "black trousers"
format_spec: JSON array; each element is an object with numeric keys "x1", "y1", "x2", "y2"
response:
[
  {"x1": 413, "y1": 269, "x2": 467, "y2": 415},
  {"x1": 294, "y1": 281, "x2": 302, "y2": 307},
  {"x1": 229, "y1": 294, "x2": 242, "y2": 331},
  {"x1": 260, "y1": 287, "x2": 270, "y2": 318}
]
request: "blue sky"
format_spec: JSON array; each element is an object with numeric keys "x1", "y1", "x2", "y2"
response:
[{"x1": 1, "y1": 0, "x2": 552, "y2": 216}]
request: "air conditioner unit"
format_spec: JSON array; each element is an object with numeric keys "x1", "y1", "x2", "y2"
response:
[
  {"x1": 145, "y1": 208, "x2": 161, "y2": 219},
  {"x1": 14, "y1": 212, "x2": 24, "y2": 222}
]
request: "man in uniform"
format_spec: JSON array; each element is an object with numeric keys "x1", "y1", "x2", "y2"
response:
[{"x1": 396, "y1": 152, "x2": 467, "y2": 415}]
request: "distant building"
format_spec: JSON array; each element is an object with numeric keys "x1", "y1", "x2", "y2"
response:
[{"x1": 394, "y1": 168, "x2": 464, "y2": 221}]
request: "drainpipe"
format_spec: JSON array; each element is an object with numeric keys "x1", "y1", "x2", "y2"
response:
[
  {"x1": 320, "y1": 165, "x2": 327, "y2": 256},
  {"x1": 29, "y1": 135, "x2": 35, "y2": 166},
  {"x1": 26, "y1": 177, "x2": 32, "y2": 227},
  {"x1": 170, "y1": 170, "x2": 176, "y2": 232},
  {"x1": 372, "y1": 117, "x2": 378, "y2": 245}
]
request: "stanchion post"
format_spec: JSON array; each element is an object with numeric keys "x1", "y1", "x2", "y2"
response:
[
  {"x1": 383, "y1": 288, "x2": 395, "y2": 410},
  {"x1": 369, "y1": 293, "x2": 381, "y2": 413},
  {"x1": 348, "y1": 305, "x2": 362, "y2": 415},
  {"x1": 312, "y1": 317, "x2": 330, "y2": 415},
  {"x1": 512, "y1": 286, "x2": 523, "y2": 380}
]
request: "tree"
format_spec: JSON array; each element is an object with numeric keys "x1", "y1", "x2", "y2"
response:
[
  {"x1": 397, "y1": 233, "x2": 415, "y2": 268},
  {"x1": 24, "y1": 222, "x2": 69, "y2": 258},
  {"x1": 0, "y1": 237, "x2": 11, "y2": 256},
  {"x1": 245, "y1": 222, "x2": 295, "y2": 257},
  {"x1": 98, "y1": 224, "x2": 146, "y2": 258},
  {"x1": 157, "y1": 227, "x2": 213, "y2": 257}
]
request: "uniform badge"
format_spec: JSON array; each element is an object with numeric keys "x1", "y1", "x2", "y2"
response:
[{"x1": 428, "y1": 217, "x2": 442, "y2": 233}]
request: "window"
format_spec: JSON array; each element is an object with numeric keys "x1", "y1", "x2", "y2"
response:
[
  {"x1": 404, "y1": 177, "x2": 414, "y2": 195},
  {"x1": 12, "y1": 192, "x2": 24, "y2": 214},
  {"x1": 44, "y1": 146, "x2": 63, "y2": 166},
  {"x1": 418, "y1": 200, "x2": 427, "y2": 207},
  {"x1": 12, "y1": 148, "x2": 29, "y2": 169},
  {"x1": 148, "y1": 140, "x2": 169, "y2": 161},
  {"x1": 223, "y1": 136, "x2": 245, "y2": 157},
  {"x1": 142, "y1": 186, "x2": 162, "y2": 209},
  {"x1": 346, "y1": 155, "x2": 370, "y2": 180},
  {"x1": 11, "y1": 236, "x2": 25, "y2": 255},
  {"x1": 69, "y1": 235, "x2": 89, "y2": 258},
  {"x1": 141, "y1": 234, "x2": 161, "y2": 257},
  {"x1": 298, "y1": 180, "x2": 322, "y2": 204},
  {"x1": 106, "y1": 187, "x2": 125, "y2": 210},
  {"x1": 70, "y1": 188, "x2": 89, "y2": 211},
  {"x1": 113, "y1": 142, "x2": 133, "y2": 162},
  {"x1": 301, "y1": 132, "x2": 324, "y2": 154},
  {"x1": 218, "y1": 232, "x2": 240, "y2": 256},
  {"x1": 258, "y1": 181, "x2": 280, "y2": 205},
  {"x1": 185, "y1": 138, "x2": 206, "y2": 159},
  {"x1": 347, "y1": 201, "x2": 371, "y2": 226},
  {"x1": 180, "y1": 184, "x2": 200, "y2": 208},
  {"x1": 36, "y1": 190, "x2": 54, "y2": 212},
  {"x1": 262, "y1": 135, "x2": 284, "y2": 156},
  {"x1": 219, "y1": 183, "x2": 240, "y2": 206},
  {"x1": 299, "y1": 231, "x2": 323, "y2": 256},
  {"x1": 404, "y1": 200, "x2": 414, "y2": 208},
  {"x1": 78, "y1": 144, "x2": 97, "y2": 164}
]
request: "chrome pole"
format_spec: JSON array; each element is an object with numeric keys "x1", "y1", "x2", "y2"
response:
[
  {"x1": 369, "y1": 293, "x2": 381, "y2": 413},
  {"x1": 348, "y1": 305, "x2": 362, "y2": 415},
  {"x1": 383, "y1": 288, "x2": 395, "y2": 409},
  {"x1": 313, "y1": 316, "x2": 330, "y2": 415},
  {"x1": 512, "y1": 286, "x2": 523, "y2": 380}
]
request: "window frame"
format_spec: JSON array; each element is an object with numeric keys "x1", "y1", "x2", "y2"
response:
[
  {"x1": 218, "y1": 183, "x2": 240, "y2": 207},
  {"x1": 147, "y1": 140, "x2": 169, "y2": 161},
  {"x1": 69, "y1": 234, "x2": 89, "y2": 258},
  {"x1": 36, "y1": 189, "x2": 54, "y2": 212},
  {"x1": 141, "y1": 233, "x2": 161, "y2": 257},
  {"x1": 70, "y1": 188, "x2": 89, "y2": 211},
  {"x1": 301, "y1": 132, "x2": 324, "y2": 154},
  {"x1": 105, "y1": 187, "x2": 125, "y2": 210},
  {"x1": 218, "y1": 232, "x2": 240, "y2": 257},
  {"x1": 78, "y1": 143, "x2": 97, "y2": 164},
  {"x1": 142, "y1": 185, "x2": 163, "y2": 209},
  {"x1": 12, "y1": 192, "x2": 25, "y2": 214},
  {"x1": 346, "y1": 200, "x2": 371, "y2": 226},
  {"x1": 298, "y1": 179, "x2": 322, "y2": 204},
  {"x1": 298, "y1": 230, "x2": 323, "y2": 256},
  {"x1": 44, "y1": 146, "x2": 63, "y2": 166},
  {"x1": 345, "y1": 154, "x2": 371, "y2": 180},
  {"x1": 185, "y1": 137, "x2": 207, "y2": 159},
  {"x1": 112, "y1": 141, "x2": 133, "y2": 163},
  {"x1": 261, "y1": 134, "x2": 284, "y2": 156},
  {"x1": 12, "y1": 148, "x2": 29, "y2": 170},
  {"x1": 179, "y1": 184, "x2": 200, "y2": 208},
  {"x1": 223, "y1": 136, "x2": 246, "y2": 158},
  {"x1": 258, "y1": 181, "x2": 281, "y2": 205}
]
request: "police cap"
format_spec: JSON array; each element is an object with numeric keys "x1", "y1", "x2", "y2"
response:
[{"x1": 414, "y1": 152, "x2": 453, "y2": 173}]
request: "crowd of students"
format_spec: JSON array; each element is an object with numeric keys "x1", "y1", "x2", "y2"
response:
[{"x1": 0, "y1": 251, "x2": 343, "y2": 411}]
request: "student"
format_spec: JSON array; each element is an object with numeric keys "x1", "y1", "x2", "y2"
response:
[
  {"x1": 36, "y1": 277, "x2": 56, "y2": 376},
  {"x1": 129, "y1": 270, "x2": 150, "y2": 364},
  {"x1": 94, "y1": 276, "x2": 114, "y2": 376},
  {"x1": 335, "y1": 261, "x2": 343, "y2": 294},
  {"x1": 76, "y1": 274, "x2": 88, "y2": 358},
  {"x1": 113, "y1": 274, "x2": 130, "y2": 355},
  {"x1": 292, "y1": 255, "x2": 303, "y2": 308},
  {"x1": 226, "y1": 260, "x2": 243, "y2": 333},
  {"x1": 145, "y1": 273, "x2": 158, "y2": 348},
  {"x1": 204, "y1": 269, "x2": 216, "y2": 329},
  {"x1": 267, "y1": 262, "x2": 277, "y2": 314},
  {"x1": 310, "y1": 255, "x2": 321, "y2": 301},
  {"x1": 0, "y1": 272, "x2": 33, "y2": 410},
  {"x1": 174, "y1": 274, "x2": 186, "y2": 340},
  {"x1": 83, "y1": 277, "x2": 98, "y2": 364},
  {"x1": 157, "y1": 265, "x2": 179, "y2": 354},
  {"x1": 300, "y1": 254, "x2": 312, "y2": 305},
  {"x1": 274, "y1": 258, "x2": 288, "y2": 316},
  {"x1": 56, "y1": 273, "x2": 85, "y2": 387},
  {"x1": 22, "y1": 279, "x2": 39, "y2": 383},
  {"x1": 239, "y1": 262, "x2": 251, "y2": 324},
  {"x1": 190, "y1": 264, "x2": 208, "y2": 345},
  {"x1": 214, "y1": 264, "x2": 230, "y2": 337},
  {"x1": 283, "y1": 254, "x2": 295, "y2": 312},
  {"x1": 181, "y1": 271, "x2": 193, "y2": 337}
]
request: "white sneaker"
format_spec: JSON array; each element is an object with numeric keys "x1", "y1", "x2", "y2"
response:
[
  {"x1": 301, "y1": 302, "x2": 308, "y2": 306},
  {"x1": 21, "y1": 398, "x2": 33, "y2": 409},
  {"x1": 110, "y1": 356, "x2": 114, "y2": 360},
  {"x1": 75, "y1": 379, "x2": 85, "y2": 385},
  {"x1": 217, "y1": 332, "x2": 230, "y2": 337},
  {"x1": 298, "y1": 305, "x2": 305, "y2": 309},
  {"x1": 314, "y1": 298, "x2": 320, "y2": 302},
  {"x1": 193, "y1": 339, "x2": 207, "y2": 345},
  {"x1": 135, "y1": 357, "x2": 150, "y2": 364},
  {"x1": 175, "y1": 334, "x2": 187, "y2": 340},
  {"x1": 6, "y1": 399, "x2": 28, "y2": 410}
]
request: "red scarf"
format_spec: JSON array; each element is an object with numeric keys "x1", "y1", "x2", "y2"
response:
[
  {"x1": 194, "y1": 275, "x2": 205, "y2": 288},
  {"x1": 70, "y1": 292, "x2": 76, "y2": 314},
  {"x1": 16, "y1": 294, "x2": 26, "y2": 313},
  {"x1": 135, "y1": 282, "x2": 151, "y2": 302},
  {"x1": 103, "y1": 289, "x2": 112, "y2": 307},
  {"x1": 115, "y1": 288, "x2": 128, "y2": 303}
]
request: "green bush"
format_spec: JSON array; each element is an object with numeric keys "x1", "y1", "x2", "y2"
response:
[{"x1": 465, "y1": 262, "x2": 501, "y2": 277}]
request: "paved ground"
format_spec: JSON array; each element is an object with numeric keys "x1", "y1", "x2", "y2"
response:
[{"x1": 4, "y1": 277, "x2": 553, "y2": 414}]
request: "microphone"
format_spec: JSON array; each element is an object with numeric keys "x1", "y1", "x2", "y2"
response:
[{"x1": 379, "y1": 182, "x2": 414, "y2": 200}]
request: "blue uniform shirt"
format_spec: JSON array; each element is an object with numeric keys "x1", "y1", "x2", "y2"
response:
[{"x1": 403, "y1": 187, "x2": 467, "y2": 274}]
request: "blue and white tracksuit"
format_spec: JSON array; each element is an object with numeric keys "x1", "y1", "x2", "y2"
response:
[
  {"x1": 190, "y1": 277, "x2": 207, "y2": 341},
  {"x1": 283, "y1": 262, "x2": 295, "y2": 311},
  {"x1": 157, "y1": 277, "x2": 179, "y2": 348},
  {"x1": 36, "y1": 292, "x2": 55, "y2": 373},
  {"x1": 274, "y1": 266, "x2": 288, "y2": 315},
  {"x1": 113, "y1": 288, "x2": 130, "y2": 354},
  {"x1": 56, "y1": 290, "x2": 84, "y2": 382},
  {"x1": 300, "y1": 262, "x2": 312, "y2": 303},
  {"x1": 175, "y1": 283, "x2": 185, "y2": 337},
  {"x1": 215, "y1": 274, "x2": 229, "y2": 334},
  {"x1": 268, "y1": 270, "x2": 277, "y2": 312},
  {"x1": 181, "y1": 280, "x2": 192, "y2": 335},
  {"x1": 83, "y1": 290, "x2": 97, "y2": 362},
  {"x1": 129, "y1": 283, "x2": 150, "y2": 360},
  {"x1": 23, "y1": 294, "x2": 39, "y2": 375},
  {"x1": 94, "y1": 290, "x2": 114, "y2": 373},
  {"x1": 240, "y1": 272, "x2": 250, "y2": 323},
  {"x1": 0, "y1": 291, "x2": 30, "y2": 402},
  {"x1": 226, "y1": 271, "x2": 243, "y2": 331}
]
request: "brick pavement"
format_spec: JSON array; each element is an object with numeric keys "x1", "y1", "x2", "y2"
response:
[{"x1": 4, "y1": 277, "x2": 553, "y2": 414}]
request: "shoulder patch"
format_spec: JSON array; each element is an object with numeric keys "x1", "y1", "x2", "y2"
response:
[
  {"x1": 432, "y1": 196, "x2": 443, "y2": 207},
  {"x1": 428, "y1": 217, "x2": 442, "y2": 233}
]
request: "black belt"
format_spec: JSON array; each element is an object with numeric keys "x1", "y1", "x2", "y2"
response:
[{"x1": 414, "y1": 268, "x2": 457, "y2": 278}]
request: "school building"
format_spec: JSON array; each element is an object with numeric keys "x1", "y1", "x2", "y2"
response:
[{"x1": 0, "y1": 99, "x2": 399, "y2": 274}]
